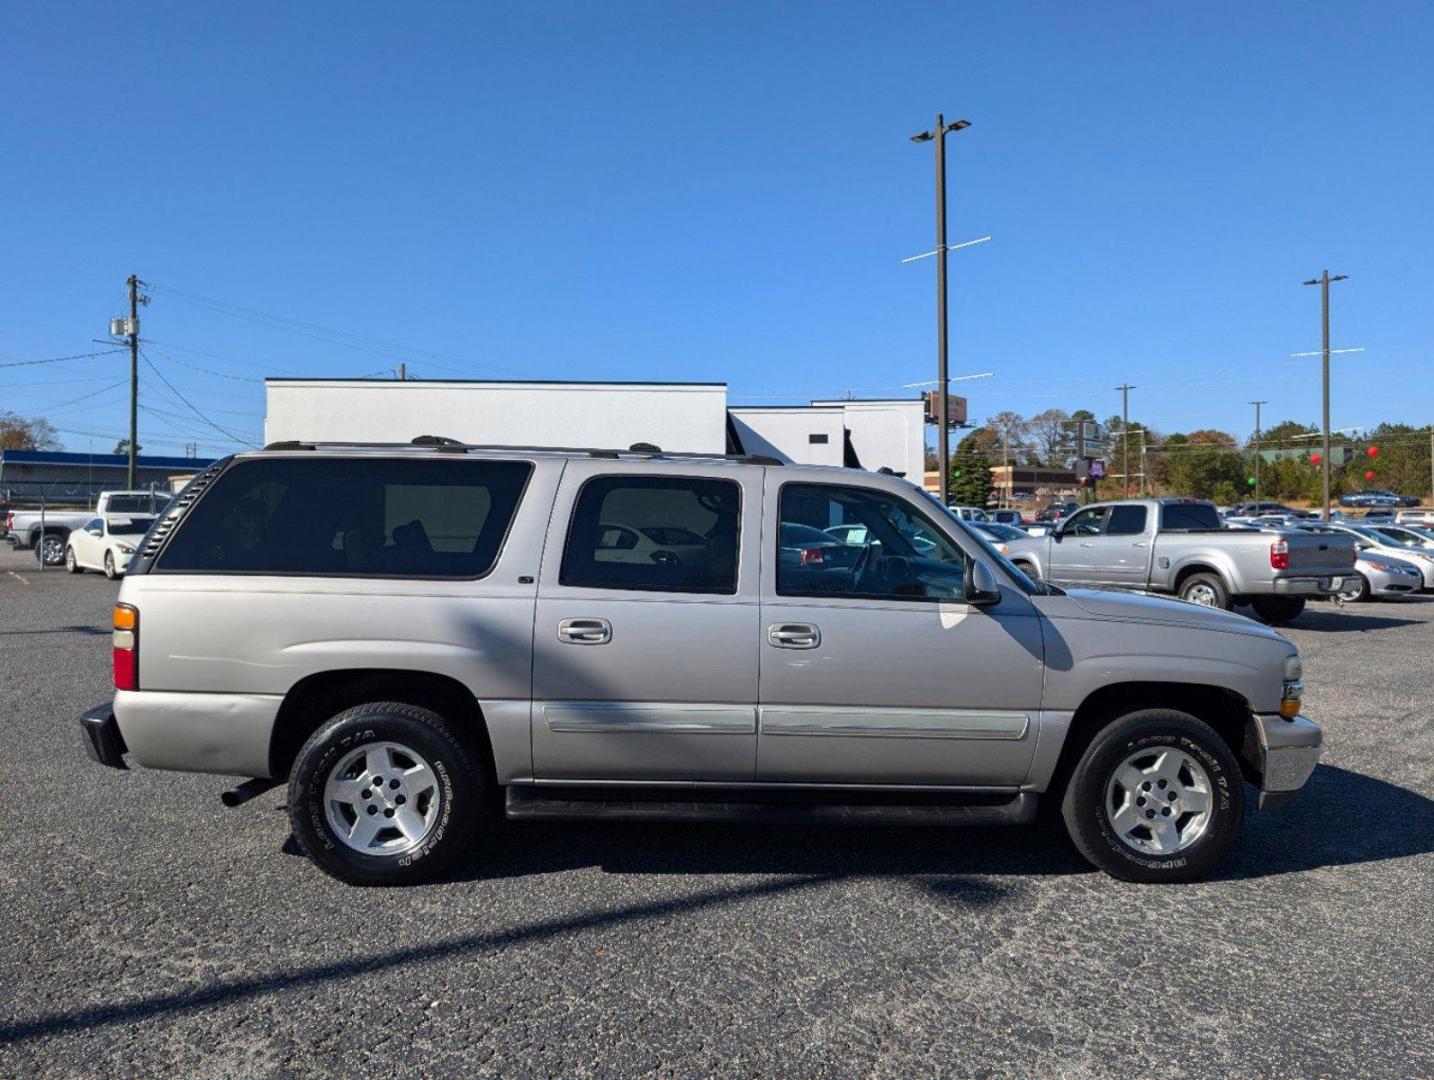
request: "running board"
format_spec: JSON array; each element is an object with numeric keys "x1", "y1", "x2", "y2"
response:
[{"x1": 504, "y1": 786, "x2": 1036, "y2": 826}]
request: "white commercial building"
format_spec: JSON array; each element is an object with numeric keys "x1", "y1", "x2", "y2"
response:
[{"x1": 264, "y1": 379, "x2": 928, "y2": 479}]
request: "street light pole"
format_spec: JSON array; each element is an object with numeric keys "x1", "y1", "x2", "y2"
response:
[
  {"x1": 912, "y1": 115, "x2": 970, "y2": 505},
  {"x1": 1115, "y1": 383, "x2": 1136, "y2": 498},
  {"x1": 1250, "y1": 400, "x2": 1267, "y2": 506},
  {"x1": 1302, "y1": 270, "x2": 1348, "y2": 521}
]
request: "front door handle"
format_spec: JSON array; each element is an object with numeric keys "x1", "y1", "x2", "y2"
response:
[
  {"x1": 1133, "y1": 541, "x2": 1149, "y2": 548},
  {"x1": 768, "y1": 623, "x2": 821, "y2": 649},
  {"x1": 558, "y1": 617, "x2": 612, "y2": 645},
  {"x1": 1079, "y1": 541, "x2": 1096, "y2": 548}
]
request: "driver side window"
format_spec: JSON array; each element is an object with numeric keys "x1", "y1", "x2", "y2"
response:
[
  {"x1": 1065, "y1": 507, "x2": 1107, "y2": 536},
  {"x1": 776, "y1": 482, "x2": 967, "y2": 601}
]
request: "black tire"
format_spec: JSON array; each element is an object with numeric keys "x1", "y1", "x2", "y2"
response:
[
  {"x1": 65, "y1": 546, "x2": 83, "y2": 574},
  {"x1": 1177, "y1": 571, "x2": 1230, "y2": 610},
  {"x1": 1249, "y1": 596, "x2": 1304, "y2": 625},
  {"x1": 103, "y1": 551, "x2": 118, "y2": 580},
  {"x1": 1337, "y1": 573, "x2": 1370, "y2": 603},
  {"x1": 1061, "y1": 709, "x2": 1244, "y2": 883},
  {"x1": 288, "y1": 701, "x2": 484, "y2": 886}
]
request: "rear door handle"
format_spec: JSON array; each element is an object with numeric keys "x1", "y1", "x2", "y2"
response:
[
  {"x1": 1079, "y1": 541, "x2": 1095, "y2": 548},
  {"x1": 768, "y1": 623, "x2": 821, "y2": 649},
  {"x1": 558, "y1": 617, "x2": 612, "y2": 645},
  {"x1": 1133, "y1": 541, "x2": 1149, "y2": 548}
]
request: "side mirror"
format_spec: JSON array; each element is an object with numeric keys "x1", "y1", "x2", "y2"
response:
[{"x1": 965, "y1": 559, "x2": 1002, "y2": 607}]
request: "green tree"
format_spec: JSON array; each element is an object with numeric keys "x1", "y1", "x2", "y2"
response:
[
  {"x1": 113, "y1": 438, "x2": 142, "y2": 456},
  {"x1": 949, "y1": 431, "x2": 994, "y2": 506}
]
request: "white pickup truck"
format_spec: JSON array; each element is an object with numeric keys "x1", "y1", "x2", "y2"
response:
[
  {"x1": 5, "y1": 491, "x2": 171, "y2": 566},
  {"x1": 1005, "y1": 498, "x2": 1355, "y2": 624}
]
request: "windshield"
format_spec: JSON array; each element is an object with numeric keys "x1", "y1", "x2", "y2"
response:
[
  {"x1": 917, "y1": 490, "x2": 1042, "y2": 595},
  {"x1": 108, "y1": 517, "x2": 156, "y2": 536}
]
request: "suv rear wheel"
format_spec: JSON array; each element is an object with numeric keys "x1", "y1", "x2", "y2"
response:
[
  {"x1": 288, "y1": 701, "x2": 484, "y2": 886},
  {"x1": 1061, "y1": 709, "x2": 1244, "y2": 882}
]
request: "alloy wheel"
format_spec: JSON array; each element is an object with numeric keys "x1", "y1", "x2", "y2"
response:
[
  {"x1": 323, "y1": 741, "x2": 443, "y2": 856},
  {"x1": 1104, "y1": 746, "x2": 1214, "y2": 856}
]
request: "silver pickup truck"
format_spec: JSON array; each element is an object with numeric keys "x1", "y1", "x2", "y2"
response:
[
  {"x1": 6, "y1": 490, "x2": 171, "y2": 565},
  {"x1": 1004, "y1": 498, "x2": 1354, "y2": 624},
  {"x1": 79, "y1": 444, "x2": 1321, "y2": 887}
]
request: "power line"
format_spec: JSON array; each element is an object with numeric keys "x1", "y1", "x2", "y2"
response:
[
  {"x1": 0, "y1": 348, "x2": 127, "y2": 370},
  {"x1": 146, "y1": 282, "x2": 531, "y2": 378},
  {"x1": 140, "y1": 351, "x2": 259, "y2": 447}
]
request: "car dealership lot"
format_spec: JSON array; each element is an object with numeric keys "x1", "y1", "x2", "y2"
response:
[{"x1": 1, "y1": 548, "x2": 1430, "y2": 1079}]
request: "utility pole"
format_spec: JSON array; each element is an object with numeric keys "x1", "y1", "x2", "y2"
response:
[
  {"x1": 397, "y1": 362, "x2": 406, "y2": 381},
  {"x1": 125, "y1": 275, "x2": 146, "y2": 490},
  {"x1": 911, "y1": 114, "x2": 971, "y2": 505},
  {"x1": 1302, "y1": 270, "x2": 1347, "y2": 521},
  {"x1": 1138, "y1": 427, "x2": 1147, "y2": 497},
  {"x1": 1115, "y1": 383, "x2": 1136, "y2": 498},
  {"x1": 1250, "y1": 400, "x2": 1267, "y2": 506},
  {"x1": 1001, "y1": 423, "x2": 1010, "y2": 509}
]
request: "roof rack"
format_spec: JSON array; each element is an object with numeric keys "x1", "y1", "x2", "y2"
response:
[{"x1": 256, "y1": 439, "x2": 784, "y2": 466}]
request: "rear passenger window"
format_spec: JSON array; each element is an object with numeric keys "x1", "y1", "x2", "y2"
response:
[
  {"x1": 1105, "y1": 505, "x2": 1148, "y2": 536},
  {"x1": 560, "y1": 475, "x2": 740, "y2": 594},
  {"x1": 156, "y1": 457, "x2": 531, "y2": 577}
]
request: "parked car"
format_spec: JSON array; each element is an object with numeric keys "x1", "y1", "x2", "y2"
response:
[
  {"x1": 947, "y1": 505, "x2": 989, "y2": 522},
  {"x1": 1036, "y1": 501, "x2": 1079, "y2": 523},
  {"x1": 6, "y1": 490, "x2": 172, "y2": 566},
  {"x1": 64, "y1": 516, "x2": 156, "y2": 578},
  {"x1": 987, "y1": 509, "x2": 1024, "y2": 526},
  {"x1": 970, "y1": 521, "x2": 1029, "y2": 555},
  {"x1": 1307, "y1": 522, "x2": 1434, "y2": 594},
  {"x1": 1395, "y1": 508, "x2": 1434, "y2": 526},
  {"x1": 1004, "y1": 498, "x2": 1354, "y2": 624},
  {"x1": 80, "y1": 442, "x2": 1321, "y2": 887},
  {"x1": 589, "y1": 522, "x2": 709, "y2": 568},
  {"x1": 1229, "y1": 501, "x2": 1316, "y2": 519},
  {"x1": 1339, "y1": 489, "x2": 1420, "y2": 508}
]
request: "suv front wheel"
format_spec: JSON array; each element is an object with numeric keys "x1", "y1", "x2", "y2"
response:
[
  {"x1": 1061, "y1": 709, "x2": 1244, "y2": 882},
  {"x1": 288, "y1": 702, "x2": 484, "y2": 886}
]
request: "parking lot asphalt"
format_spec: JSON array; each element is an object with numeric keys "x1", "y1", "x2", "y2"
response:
[{"x1": 1, "y1": 545, "x2": 1430, "y2": 1080}]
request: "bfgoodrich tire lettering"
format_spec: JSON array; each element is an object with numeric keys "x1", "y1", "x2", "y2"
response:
[
  {"x1": 288, "y1": 701, "x2": 483, "y2": 886},
  {"x1": 1061, "y1": 709, "x2": 1244, "y2": 883}
]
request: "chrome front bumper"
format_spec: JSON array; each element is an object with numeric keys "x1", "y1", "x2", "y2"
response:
[{"x1": 1248, "y1": 713, "x2": 1322, "y2": 809}]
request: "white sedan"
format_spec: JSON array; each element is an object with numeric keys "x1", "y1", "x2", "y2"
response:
[{"x1": 65, "y1": 516, "x2": 155, "y2": 579}]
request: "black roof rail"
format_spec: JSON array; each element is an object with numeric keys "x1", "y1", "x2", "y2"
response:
[{"x1": 252, "y1": 439, "x2": 784, "y2": 465}]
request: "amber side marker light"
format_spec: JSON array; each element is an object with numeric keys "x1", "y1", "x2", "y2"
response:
[{"x1": 113, "y1": 604, "x2": 138, "y2": 690}]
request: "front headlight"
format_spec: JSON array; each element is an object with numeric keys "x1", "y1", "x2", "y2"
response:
[
  {"x1": 1281, "y1": 653, "x2": 1304, "y2": 719},
  {"x1": 116, "y1": 543, "x2": 135, "y2": 555},
  {"x1": 1365, "y1": 560, "x2": 1396, "y2": 572}
]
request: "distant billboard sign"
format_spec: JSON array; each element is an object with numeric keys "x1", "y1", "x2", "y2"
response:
[{"x1": 922, "y1": 392, "x2": 969, "y2": 427}]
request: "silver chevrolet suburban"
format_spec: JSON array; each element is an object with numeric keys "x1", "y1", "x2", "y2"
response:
[{"x1": 79, "y1": 441, "x2": 1322, "y2": 886}]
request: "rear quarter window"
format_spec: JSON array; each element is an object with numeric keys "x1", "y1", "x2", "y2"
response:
[
  {"x1": 155, "y1": 456, "x2": 532, "y2": 578},
  {"x1": 1160, "y1": 503, "x2": 1222, "y2": 531}
]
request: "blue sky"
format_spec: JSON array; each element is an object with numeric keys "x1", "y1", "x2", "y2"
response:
[{"x1": 2, "y1": 1, "x2": 1431, "y2": 457}]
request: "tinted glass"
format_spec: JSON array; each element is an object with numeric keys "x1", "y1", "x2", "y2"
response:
[
  {"x1": 158, "y1": 457, "x2": 531, "y2": 577},
  {"x1": 1160, "y1": 503, "x2": 1222, "y2": 530},
  {"x1": 109, "y1": 517, "x2": 155, "y2": 536},
  {"x1": 778, "y1": 483, "x2": 966, "y2": 601},
  {"x1": 561, "y1": 475, "x2": 739, "y2": 594},
  {"x1": 1065, "y1": 507, "x2": 1107, "y2": 536},
  {"x1": 1106, "y1": 505, "x2": 1148, "y2": 536},
  {"x1": 106, "y1": 494, "x2": 170, "y2": 514}
]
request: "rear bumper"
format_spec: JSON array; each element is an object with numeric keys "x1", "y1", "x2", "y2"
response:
[
  {"x1": 80, "y1": 702, "x2": 129, "y2": 770},
  {"x1": 1272, "y1": 575, "x2": 1343, "y2": 596},
  {"x1": 1249, "y1": 713, "x2": 1321, "y2": 809}
]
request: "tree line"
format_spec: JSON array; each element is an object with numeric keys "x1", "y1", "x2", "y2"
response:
[{"x1": 938, "y1": 407, "x2": 1433, "y2": 506}]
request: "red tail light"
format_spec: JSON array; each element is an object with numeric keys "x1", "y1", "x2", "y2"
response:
[
  {"x1": 800, "y1": 547, "x2": 825, "y2": 565},
  {"x1": 113, "y1": 603, "x2": 138, "y2": 690},
  {"x1": 1270, "y1": 540, "x2": 1289, "y2": 570}
]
